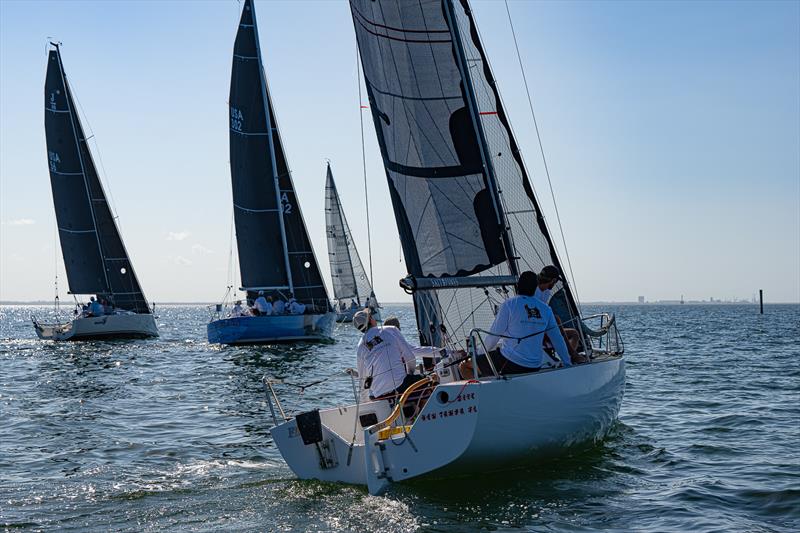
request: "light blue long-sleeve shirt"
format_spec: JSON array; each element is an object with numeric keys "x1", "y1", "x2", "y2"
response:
[{"x1": 484, "y1": 295, "x2": 571, "y2": 369}]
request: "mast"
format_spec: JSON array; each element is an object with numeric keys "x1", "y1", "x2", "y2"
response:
[
  {"x1": 442, "y1": 0, "x2": 518, "y2": 279},
  {"x1": 250, "y1": 0, "x2": 293, "y2": 294}
]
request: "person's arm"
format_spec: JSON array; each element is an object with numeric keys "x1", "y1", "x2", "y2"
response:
[
  {"x1": 484, "y1": 301, "x2": 510, "y2": 352},
  {"x1": 546, "y1": 308, "x2": 571, "y2": 366}
]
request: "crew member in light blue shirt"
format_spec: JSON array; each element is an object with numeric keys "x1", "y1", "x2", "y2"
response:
[{"x1": 470, "y1": 271, "x2": 570, "y2": 376}]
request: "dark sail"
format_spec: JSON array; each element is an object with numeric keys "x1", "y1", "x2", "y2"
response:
[
  {"x1": 229, "y1": 0, "x2": 330, "y2": 310},
  {"x1": 350, "y1": 0, "x2": 581, "y2": 346},
  {"x1": 349, "y1": 0, "x2": 508, "y2": 281},
  {"x1": 325, "y1": 164, "x2": 375, "y2": 304},
  {"x1": 44, "y1": 45, "x2": 150, "y2": 314}
]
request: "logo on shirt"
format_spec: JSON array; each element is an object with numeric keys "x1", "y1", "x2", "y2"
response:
[
  {"x1": 524, "y1": 304, "x2": 541, "y2": 319},
  {"x1": 365, "y1": 335, "x2": 384, "y2": 350}
]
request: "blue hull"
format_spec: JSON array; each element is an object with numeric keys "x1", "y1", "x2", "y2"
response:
[{"x1": 207, "y1": 313, "x2": 335, "y2": 345}]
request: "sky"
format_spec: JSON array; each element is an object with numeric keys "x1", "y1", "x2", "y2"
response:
[{"x1": 1, "y1": 0, "x2": 798, "y2": 304}]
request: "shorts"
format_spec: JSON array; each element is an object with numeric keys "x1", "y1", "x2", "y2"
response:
[{"x1": 475, "y1": 350, "x2": 540, "y2": 376}]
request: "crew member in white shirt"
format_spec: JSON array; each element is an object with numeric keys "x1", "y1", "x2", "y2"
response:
[
  {"x1": 253, "y1": 291, "x2": 272, "y2": 316},
  {"x1": 273, "y1": 298, "x2": 286, "y2": 314},
  {"x1": 88, "y1": 297, "x2": 104, "y2": 318},
  {"x1": 353, "y1": 309, "x2": 440, "y2": 400},
  {"x1": 231, "y1": 300, "x2": 244, "y2": 317},
  {"x1": 288, "y1": 297, "x2": 306, "y2": 315},
  {"x1": 466, "y1": 271, "x2": 571, "y2": 377},
  {"x1": 535, "y1": 265, "x2": 583, "y2": 361}
]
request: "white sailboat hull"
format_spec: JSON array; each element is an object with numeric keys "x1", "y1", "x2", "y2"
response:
[
  {"x1": 32, "y1": 313, "x2": 159, "y2": 341},
  {"x1": 270, "y1": 355, "x2": 625, "y2": 494}
]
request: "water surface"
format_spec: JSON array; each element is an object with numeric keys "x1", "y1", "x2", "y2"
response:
[{"x1": 1, "y1": 303, "x2": 798, "y2": 531}]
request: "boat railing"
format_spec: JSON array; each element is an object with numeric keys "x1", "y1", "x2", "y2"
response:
[
  {"x1": 368, "y1": 376, "x2": 435, "y2": 440},
  {"x1": 467, "y1": 328, "x2": 500, "y2": 378},
  {"x1": 580, "y1": 312, "x2": 625, "y2": 356},
  {"x1": 261, "y1": 369, "x2": 361, "y2": 427}
]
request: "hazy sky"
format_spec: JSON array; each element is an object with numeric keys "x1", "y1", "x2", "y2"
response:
[{"x1": 1, "y1": 0, "x2": 798, "y2": 304}]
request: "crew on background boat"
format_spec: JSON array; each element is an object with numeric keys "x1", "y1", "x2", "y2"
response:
[
  {"x1": 463, "y1": 271, "x2": 570, "y2": 377},
  {"x1": 273, "y1": 297, "x2": 286, "y2": 315},
  {"x1": 87, "y1": 297, "x2": 104, "y2": 317},
  {"x1": 384, "y1": 316, "x2": 400, "y2": 329},
  {"x1": 231, "y1": 300, "x2": 244, "y2": 317},
  {"x1": 253, "y1": 291, "x2": 271, "y2": 316},
  {"x1": 353, "y1": 309, "x2": 439, "y2": 401},
  {"x1": 349, "y1": 299, "x2": 358, "y2": 310},
  {"x1": 288, "y1": 296, "x2": 306, "y2": 315},
  {"x1": 536, "y1": 265, "x2": 584, "y2": 362}
]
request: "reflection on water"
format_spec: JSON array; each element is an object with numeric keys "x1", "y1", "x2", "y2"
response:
[{"x1": 1, "y1": 303, "x2": 798, "y2": 532}]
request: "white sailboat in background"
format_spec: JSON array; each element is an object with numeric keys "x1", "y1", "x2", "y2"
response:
[
  {"x1": 207, "y1": 0, "x2": 334, "y2": 345},
  {"x1": 267, "y1": 0, "x2": 625, "y2": 494},
  {"x1": 33, "y1": 43, "x2": 158, "y2": 341},
  {"x1": 324, "y1": 163, "x2": 381, "y2": 323}
]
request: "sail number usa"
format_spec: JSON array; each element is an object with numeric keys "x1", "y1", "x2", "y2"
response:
[{"x1": 230, "y1": 107, "x2": 243, "y2": 132}]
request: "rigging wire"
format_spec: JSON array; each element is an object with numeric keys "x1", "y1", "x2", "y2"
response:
[
  {"x1": 356, "y1": 48, "x2": 375, "y2": 286},
  {"x1": 503, "y1": 0, "x2": 581, "y2": 306}
]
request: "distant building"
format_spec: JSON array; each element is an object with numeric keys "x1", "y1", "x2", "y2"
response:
[{"x1": 637, "y1": 296, "x2": 645, "y2": 304}]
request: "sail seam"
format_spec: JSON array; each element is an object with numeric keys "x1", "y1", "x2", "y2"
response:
[
  {"x1": 234, "y1": 203, "x2": 279, "y2": 213},
  {"x1": 59, "y1": 227, "x2": 95, "y2": 234}
]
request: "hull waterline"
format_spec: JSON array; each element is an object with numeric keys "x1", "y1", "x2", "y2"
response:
[
  {"x1": 270, "y1": 355, "x2": 625, "y2": 494},
  {"x1": 207, "y1": 312, "x2": 335, "y2": 345}
]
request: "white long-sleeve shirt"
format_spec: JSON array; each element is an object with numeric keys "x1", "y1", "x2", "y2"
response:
[
  {"x1": 484, "y1": 295, "x2": 571, "y2": 369},
  {"x1": 356, "y1": 325, "x2": 439, "y2": 399},
  {"x1": 254, "y1": 296, "x2": 272, "y2": 315},
  {"x1": 288, "y1": 300, "x2": 306, "y2": 314}
]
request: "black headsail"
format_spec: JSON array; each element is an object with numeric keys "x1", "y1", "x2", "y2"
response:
[
  {"x1": 229, "y1": 0, "x2": 329, "y2": 310},
  {"x1": 325, "y1": 163, "x2": 376, "y2": 306},
  {"x1": 44, "y1": 44, "x2": 150, "y2": 314},
  {"x1": 349, "y1": 0, "x2": 581, "y2": 347}
]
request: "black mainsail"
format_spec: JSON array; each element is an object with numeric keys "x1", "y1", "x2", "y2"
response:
[
  {"x1": 229, "y1": 0, "x2": 329, "y2": 311},
  {"x1": 44, "y1": 44, "x2": 150, "y2": 314},
  {"x1": 349, "y1": 0, "x2": 581, "y2": 346},
  {"x1": 324, "y1": 163, "x2": 377, "y2": 306}
]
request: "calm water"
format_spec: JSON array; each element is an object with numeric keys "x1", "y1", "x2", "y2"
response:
[{"x1": 1, "y1": 303, "x2": 798, "y2": 532}]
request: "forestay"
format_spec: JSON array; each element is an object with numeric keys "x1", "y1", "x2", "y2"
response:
[
  {"x1": 44, "y1": 45, "x2": 150, "y2": 314},
  {"x1": 350, "y1": 0, "x2": 581, "y2": 347},
  {"x1": 324, "y1": 163, "x2": 376, "y2": 305},
  {"x1": 229, "y1": 0, "x2": 330, "y2": 311}
]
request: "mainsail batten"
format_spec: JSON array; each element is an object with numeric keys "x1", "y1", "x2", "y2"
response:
[{"x1": 44, "y1": 45, "x2": 150, "y2": 314}]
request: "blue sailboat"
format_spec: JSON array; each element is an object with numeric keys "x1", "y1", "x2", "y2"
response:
[{"x1": 208, "y1": 0, "x2": 334, "y2": 345}]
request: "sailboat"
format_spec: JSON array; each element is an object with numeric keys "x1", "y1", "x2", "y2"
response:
[
  {"x1": 267, "y1": 0, "x2": 625, "y2": 494},
  {"x1": 32, "y1": 44, "x2": 158, "y2": 341},
  {"x1": 324, "y1": 163, "x2": 380, "y2": 323},
  {"x1": 207, "y1": 0, "x2": 334, "y2": 345}
]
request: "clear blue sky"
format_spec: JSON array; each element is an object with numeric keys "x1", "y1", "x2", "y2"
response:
[{"x1": 1, "y1": 0, "x2": 798, "y2": 304}]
